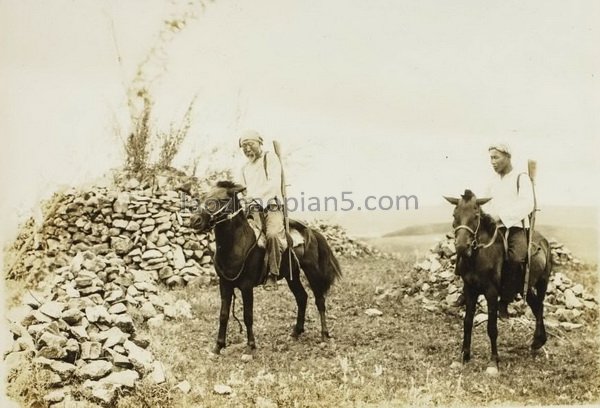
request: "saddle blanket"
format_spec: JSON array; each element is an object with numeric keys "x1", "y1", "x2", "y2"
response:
[{"x1": 248, "y1": 218, "x2": 305, "y2": 250}]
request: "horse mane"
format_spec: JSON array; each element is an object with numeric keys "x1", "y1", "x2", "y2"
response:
[
  {"x1": 479, "y1": 211, "x2": 496, "y2": 232},
  {"x1": 216, "y1": 180, "x2": 237, "y2": 189},
  {"x1": 461, "y1": 189, "x2": 475, "y2": 201}
]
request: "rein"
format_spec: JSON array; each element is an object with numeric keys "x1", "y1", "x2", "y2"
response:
[
  {"x1": 454, "y1": 213, "x2": 499, "y2": 250},
  {"x1": 204, "y1": 197, "x2": 259, "y2": 282},
  {"x1": 203, "y1": 198, "x2": 245, "y2": 227}
]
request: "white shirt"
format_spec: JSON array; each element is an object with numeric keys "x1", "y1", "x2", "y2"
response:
[
  {"x1": 484, "y1": 169, "x2": 534, "y2": 228},
  {"x1": 237, "y1": 151, "x2": 283, "y2": 206}
]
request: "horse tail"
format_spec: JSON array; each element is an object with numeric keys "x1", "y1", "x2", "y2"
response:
[
  {"x1": 312, "y1": 229, "x2": 342, "y2": 294},
  {"x1": 541, "y1": 236, "x2": 552, "y2": 277}
]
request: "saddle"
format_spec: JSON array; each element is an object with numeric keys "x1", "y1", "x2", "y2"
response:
[{"x1": 247, "y1": 217, "x2": 306, "y2": 250}]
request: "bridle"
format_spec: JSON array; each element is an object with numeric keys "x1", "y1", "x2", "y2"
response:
[
  {"x1": 453, "y1": 210, "x2": 498, "y2": 251},
  {"x1": 201, "y1": 197, "x2": 244, "y2": 229}
]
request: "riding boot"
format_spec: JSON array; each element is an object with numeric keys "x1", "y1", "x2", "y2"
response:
[
  {"x1": 499, "y1": 261, "x2": 522, "y2": 318},
  {"x1": 264, "y1": 236, "x2": 282, "y2": 291}
]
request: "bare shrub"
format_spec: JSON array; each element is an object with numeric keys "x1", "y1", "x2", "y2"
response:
[{"x1": 156, "y1": 97, "x2": 196, "y2": 171}]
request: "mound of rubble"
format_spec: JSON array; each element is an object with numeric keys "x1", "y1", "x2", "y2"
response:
[
  {"x1": 310, "y1": 220, "x2": 392, "y2": 259},
  {"x1": 3, "y1": 171, "x2": 218, "y2": 406},
  {"x1": 412, "y1": 233, "x2": 598, "y2": 328}
]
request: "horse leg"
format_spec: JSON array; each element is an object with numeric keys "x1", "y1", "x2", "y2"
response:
[
  {"x1": 462, "y1": 287, "x2": 477, "y2": 363},
  {"x1": 284, "y1": 267, "x2": 308, "y2": 338},
  {"x1": 526, "y1": 279, "x2": 548, "y2": 350},
  {"x1": 214, "y1": 281, "x2": 233, "y2": 355},
  {"x1": 300, "y1": 262, "x2": 332, "y2": 341},
  {"x1": 240, "y1": 286, "x2": 256, "y2": 353},
  {"x1": 484, "y1": 290, "x2": 500, "y2": 373},
  {"x1": 315, "y1": 293, "x2": 330, "y2": 341}
]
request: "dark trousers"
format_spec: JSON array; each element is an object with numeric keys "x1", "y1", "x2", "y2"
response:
[{"x1": 501, "y1": 227, "x2": 528, "y2": 302}]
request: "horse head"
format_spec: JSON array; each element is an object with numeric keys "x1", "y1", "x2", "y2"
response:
[
  {"x1": 444, "y1": 189, "x2": 491, "y2": 258},
  {"x1": 190, "y1": 180, "x2": 246, "y2": 232}
]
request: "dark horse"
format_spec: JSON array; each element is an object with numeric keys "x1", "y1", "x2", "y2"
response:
[
  {"x1": 190, "y1": 181, "x2": 342, "y2": 355},
  {"x1": 444, "y1": 190, "x2": 551, "y2": 373}
]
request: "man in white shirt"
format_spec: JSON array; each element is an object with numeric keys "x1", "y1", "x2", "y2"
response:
[
  {"x1": 484, "y1": 144, "x2": 534, "y2": 318},
  {"x1": 237, "y1": 130, "x2": 285, "y2": 290}
]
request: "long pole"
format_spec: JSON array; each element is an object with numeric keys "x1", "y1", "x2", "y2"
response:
[
  {"x1": 523, "y1": 159, "x2": 538, "y2": 295},
  {"x1": 272, "y1": 140, "x2": 293, "y2": 280}
]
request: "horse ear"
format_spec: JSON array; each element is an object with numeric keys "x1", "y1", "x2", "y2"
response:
[
  {"x1": 443, "y1": 196, "x2": 459, "y2": 205},
  {"x1": 476, "y1": 197, "x2": 492, "y2": 206},
  {"x1": 231, "y1": 184, "x2": 246, "y2": 194}
]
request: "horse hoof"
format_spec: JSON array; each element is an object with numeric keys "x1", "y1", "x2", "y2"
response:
[
  {"x1": 321, "y1": 331, "x2": 331, "y2": 341},
  {"x1": 531, "y1": 337, "x2": 547, "y2": 350},
  {"x1": 291, "y1": 327, "x2": 304, "y2": 339},
  {"x1": 485, "y1": 366, "x2": 499, "y2": 376}
]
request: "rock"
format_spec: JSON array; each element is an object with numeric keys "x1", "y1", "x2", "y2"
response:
[
  {"x1": 140, "y1": 302, "x2": 158, "y2": 319},
  {"x1": 114, "y1": 314, "x2": 135, "y2": 333},
  {"x1": 151, "y1": 361, "x2": 167, "y2": 384},
  {"x1": 256, "y1": 397, "x2": 278, "y2": 408},
  {"x1": 78, "y1": 360, "x2": 113, "y2": 380},
  {"x1": 213, "y1": 384, "x2": 233, "y2": 395},
  {"x1": 364, "y1": 308, "x2": 383, "y2": 317},
  {"x1": 429, "y1": 258, "x2": 442, "y2": 273},
  {"x1": 98, "y1": 326, "x2": 128, "y2": 348},
  {"x1": 112, "y1": 219, "x2": 129, "y2": 229},
  {"x1": 61, "y1": 308, "x2": 83, "y2": 325},
  {"x1": 34, "y1": 357, "x2": 76, "y2": 379},
  {"x1": 142, "y1": 249, "x2": 163, "y2": 260},
  {"x1": 69, "y1": 325, "x2": 90, "y2": 341},
  {"x1": 82, "y1": 379, "x2": 118, "y2": 404},
  {"x1": 176, "y1": 380, "x2": 191, "y2": 394},
  {"x1": 40, "y1": 301, "x2": 66, "y2": 319},
  {"x1": 173, "y1": 245, "x2": 186, "y2": 269},
  {"x1": 241, "y1": 354, "x2": 253, "y2": 363},
  {"x1": 564, "y1": 289, "x2": 583, "y2": 309},
  {"x1": 158, "y1": 266, "x2": 174, "y2": 280},
  {"x1": 101, "y1": 370, "x2": 139, "y2": 387},
  {"x1": 123, "y1": 340, "x2": 153, "y2": 368},
  {"x1": 485, "y1": 366, "x2": 499, "y2": 376},
  {"x1": 106, "y1": 348, "x2": 132, "y2": 368},
  {"x1": 108, "y1": 303, "x2": 127, "y2": 314},
  {"x1": 85, "y1": 305, "x2": 110, "y2": 323},
  {"x1": 44, "y1": 388, "x2": 69, "y2": 403},
  {"x1": 39, "y1": 332, "x2": 68, "y2": 349},
  {"x1": 110, "y1": 236, "x2": 134, "y2": 255},
  {"x1": 571, "y1": 284, "x2": 584, "y2": 296},
  {"x1": 37, "y1": 345, "x2": 67, "y2": 359},
  {"x1": 559, "y1": 322, "x2": 583, "y2": 331},
  {"x1": 126, "y1": 178, "x2": 140, "y2": 190},
  {"x1": 125, "y1": 221, "x2": 140, "y2": 232},
  {"x1": 445, "y1": 293, "x2": 461, "y2": 305},
  {"x1": 81, "y1": 342, "x2": 102, "y2": 360},
  {"x1": 474, "y1": 313, "x2": 488, "y2": 325},
  {"x1": 147, "y1": 314, "x2": 165, "y2": 328},
  {"x1": 104, "y1": 288, "x2": 125, "y2": 304}
]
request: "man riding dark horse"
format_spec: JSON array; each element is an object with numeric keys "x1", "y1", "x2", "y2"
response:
[
  {"x1": 237, "y1": 129, "x2": 286, "y2": 290},
  {"x1": 484, "y1": 143, "x2": 535, "y2": 318}
]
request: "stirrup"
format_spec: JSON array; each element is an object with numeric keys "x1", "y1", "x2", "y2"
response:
[{"x1": 263, "y1": 274, "x2": 278, "y2": 291}]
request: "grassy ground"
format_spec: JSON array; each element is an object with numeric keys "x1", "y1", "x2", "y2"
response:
[{"x1": 113, "y1": 256, "x2": 599, "y2": 407}]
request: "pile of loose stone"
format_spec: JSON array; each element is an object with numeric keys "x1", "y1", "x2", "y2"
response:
[
  {"x1": 4, "y1": 170, "x2": 216, "y2": 406},
  {"x1": 411, "y1": 233, "x2": 598, "y2": 328},
  {"x1": 310, "y1": 220, "x2": 393, "y2": 259}
]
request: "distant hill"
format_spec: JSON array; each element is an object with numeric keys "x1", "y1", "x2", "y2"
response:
[{"x1": 383, "y1": 222, "x2": 449, "y2": 237}]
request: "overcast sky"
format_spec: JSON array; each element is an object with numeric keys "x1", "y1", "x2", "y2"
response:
[{"x1": 1, "y1": 0, "x2": 599, "y2": 242}]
